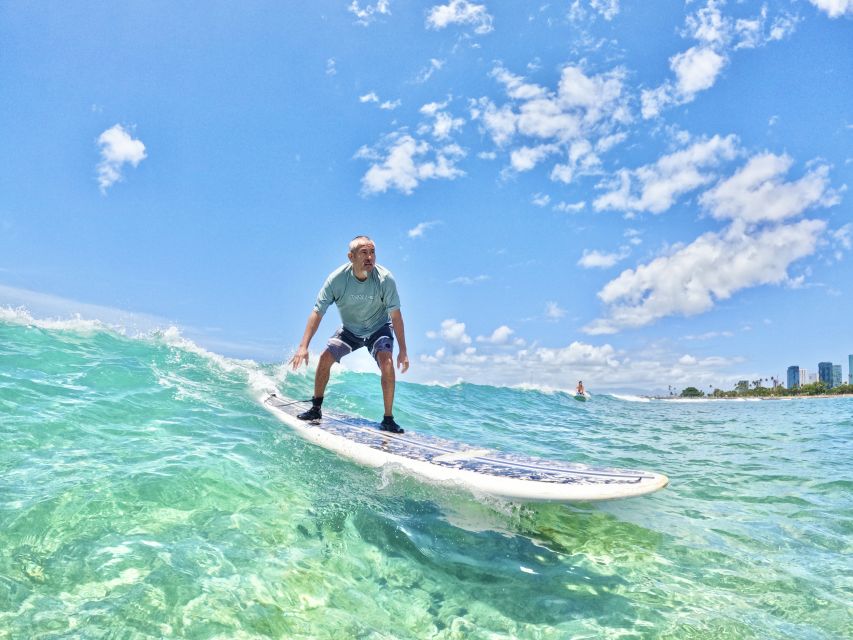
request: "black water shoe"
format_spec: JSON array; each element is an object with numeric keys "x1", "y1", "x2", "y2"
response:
[
  {"x1": 297, "y1": 406, "x2": 322, "y2": 421},
  {"x1": 380, "y1": 416, "x2": 404, "y2": 434}
]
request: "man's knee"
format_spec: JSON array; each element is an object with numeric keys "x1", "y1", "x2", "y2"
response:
[{"x1": 376, "y1": 351, "x2": 394, "y2": 371}]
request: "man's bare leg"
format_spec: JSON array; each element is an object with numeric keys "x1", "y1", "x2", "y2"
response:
[
  {"x1": 377, "y1": 351, "x2": 395, "y2": 416},
  {"x1": 314, "y1": 349, "x2": 335, "y2": 399},
  {"x1": 298, "y1": 349, "x2": 335, "y2": 421},
  {"x1": 377, "y1": 351, "x2": 403, "y2": 432}
]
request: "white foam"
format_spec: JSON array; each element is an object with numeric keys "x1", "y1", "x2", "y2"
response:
[
  {"x1": 0, "y1": 305, "x2": 121, "y2": 335},
  {"x1": 511, "y1": 382, "x2": 566, "y2": 395},
  {"x1": 610, "y1": 394, "x2": 651, "y2": 403},
  {"x1": 150, "y1": 326, "x2": 281, "y2": 398},
  {"x1": 1, "y1": 305, "x2": 284, "y2": 400},
  {"x1": 416, "y1": 377, "x2": 467, "y2": 388},
  {"x1": 663, "y1": 397, "x2": 761, "y2": 403}
]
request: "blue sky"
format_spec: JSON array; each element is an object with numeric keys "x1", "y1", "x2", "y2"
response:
[{"x1": 1, "y1": 0, "x2": 851, "y2": 392}]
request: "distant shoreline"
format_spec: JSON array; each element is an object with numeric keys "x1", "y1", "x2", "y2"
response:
[{"x1": 651, "y1": 394, "x2": 853, "y2": 401}]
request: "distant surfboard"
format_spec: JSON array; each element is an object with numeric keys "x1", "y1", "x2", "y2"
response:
[
  {"x1": 264, "y1": 394, "x2": 668, "y2": 502},
  {"x1": 574, "y1": 392, "x2": 588, "y2": 402}
]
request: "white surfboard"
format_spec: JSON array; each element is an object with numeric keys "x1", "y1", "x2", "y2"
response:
[{"x1": 263, "y1": 394, "x2": 668, "y2": 502}]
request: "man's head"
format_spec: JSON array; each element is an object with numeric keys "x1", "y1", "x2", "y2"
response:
[{"x1": 348, "y1": 235, "x2": 376, "y2": 278}]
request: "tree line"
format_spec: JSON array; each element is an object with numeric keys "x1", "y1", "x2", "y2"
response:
[{"x1": 679, "y1": 381, "x2": 853, "y2": 398}]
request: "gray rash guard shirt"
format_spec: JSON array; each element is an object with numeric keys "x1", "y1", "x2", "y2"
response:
[{"x1": 313, "y1": 263, "x2": 401, "y2": 338}]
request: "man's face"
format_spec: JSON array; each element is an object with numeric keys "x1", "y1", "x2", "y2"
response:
[{"x1": 349, "y1": 241, "x2": 376, "y2": 273}]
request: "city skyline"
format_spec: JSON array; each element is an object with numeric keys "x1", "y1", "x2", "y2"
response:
[{"x1": 787, "y1": 355, "x2": 852, "y2": 389}]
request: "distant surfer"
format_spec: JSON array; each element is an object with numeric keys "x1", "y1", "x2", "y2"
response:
[
  {"x1": 289, "y1": 235, "x2": 409, "y2": 433},
  {"x1": 576, "y1": 380, "x2": 585, "y2": 396}
]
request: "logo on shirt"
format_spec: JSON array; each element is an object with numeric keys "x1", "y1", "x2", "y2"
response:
[{"x1": 349, "y1": 294, "x2": 375, "y2": 302}]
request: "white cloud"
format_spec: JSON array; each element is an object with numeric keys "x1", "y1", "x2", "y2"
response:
[
  {"x1": 553, "y1": 200, "x2": 586, "y2": 213},
  {"x1": 642, "y1": 46, "x2": 727, "y2": 119},
  {"x1": 593, "y1": 134, "x2": 739, "y2": 215},
  {"x1": 531, "y1": 341, "x2": 618, "y2": 367},
  {"x1": 470, "y1": 99, "x2": 517, "y2": 147},
  {"x1": 639, "y1": 86, "x2": 672, "y2": 120},
  {"x1": 700, "y1": 154, "x2": 838, "y2": 224},
  {"x1": 490, "y1": 67, "x2": 548, "y2": 101},
  {"x1": 568, "y1": 0, "x2": 620, "y2": 23},
  {"x1": 683, "y1": 330, "x2": 734, "y2": 340},
  {"x1": 671, "y1": 45, "x2": 727, "y2": 96},
  {"x1": 408, "y1": 221, "x2": 442, "y2": 238},
  {"x1": 414, "y1": 314, "x2": 752, "y2": 391},
  {"x1": 832, "y1": 223, "x2": 852, "y2": 250},
  {"x1": 767, "y1": 14, "x2": 799, "y2": 41},
  {"x1": 476, "y1": 325, "x2": 514, "y2": 344},
  {"x1": 358, "y1": 134, "x2": 466, "y2": 195},
  {"x1": 734, "y1": 7, "x2": 799, "y2": 50},
  {"x1": 584, "y1": 219, "x2": 827, "y2": 334},
  {"x1": 420, "y1": 99, "x2": 450, "y2": 116},
  {"x1": 432, "y1": 318, "x2": 472, "y2": 346},
  {"x1": 550, "y1": 138, "x2": 602, "y2": 184},
  {"x1": 545, "y1": 301, "x2": 566, "y2": 320},
  {"x1": 578, "y1": 246, "x2": 630, "y2": 269},
  {"x1": 96, "y1": 124, "x2": 146, "y2": 194},
  {"x1": 326, "y1": 58, "x2": 337, "y2": 76},
  {"x1": 596, "y1": 132, "x2": 627, "y2": 153},
  {"x1": 475, "y1": 64, "x2": 630, "y2": 148},
  {"x1": 417, "y1": 101, "x2": 464, "y2": 139},
  {"x1": 361, "y1": 92, "x2": 400, "y2": 109},
  {"x1": 426, "y1": 0, "x2": 494, "y2": 34},
  {"x1": 531, "y1": 193, "x2": 551, "y2": 207},
  {"x1": 624, "y1": 228, "x2": 642, "y2": 245},
  {"x1": 415, "y1": 58, "x2": 445, "y2": 84},
  {"x1": 510, "y1": 144, "x2": 560, "y2": 172},
  {"x1": 641, "y1": 1, "x2": 797, "y2": 119},
  {"x1": 418, "y1": 320, "x2": 627, "y2": 389},
  {"x1": 808, "y1": 0, "x2": 852, "y2": 18},
  {"x1": 831, "y1": 223, "x2": 852, "y2": 261},
  {"x1": 469, "y1": 64, "x2": 631, "y2": 183},
  {"x1": 590, "y1": 0, "x2": 620, "y2": 21},
  {"x1": 684, "y1": 0, "x2": 728, "y2": 44},
  {"x1": 449, "y1": 275, "x2": 489, "y2": 285},
  {"x1": 430, "y1": 111, "x2": 465, "y2": 140},
  {"x1": 348, "y1": 0, "x2": 391, "y2": 25}
]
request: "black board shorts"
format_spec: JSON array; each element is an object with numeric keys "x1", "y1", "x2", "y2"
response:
[{"x1": 326, "y1": 322, "x2": 394, "y2": 363}]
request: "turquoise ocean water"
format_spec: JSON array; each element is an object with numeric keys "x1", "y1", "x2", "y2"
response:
[{"x1": 1, "y1": 311, "x2": 851, "y2": 639}]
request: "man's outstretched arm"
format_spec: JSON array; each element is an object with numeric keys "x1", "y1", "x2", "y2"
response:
[
  {"x1": 390, "y1": 309, "x2": 409, "y2": 373},
  {"x1": 290, "y1": 310, "x2": 323, "y2": 370}
]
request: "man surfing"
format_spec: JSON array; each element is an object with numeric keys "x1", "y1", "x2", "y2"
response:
[{"x1": 289, "y1": 236, "x2": 409, "y2": 433}]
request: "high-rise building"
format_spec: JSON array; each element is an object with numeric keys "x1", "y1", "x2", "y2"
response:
[
  {"x1": 787, "y1": 365, "x2": 800, "y2": 389},
  {"x1": 833, "y1": 364, "x2": 842, "y2": 388},
  {"x1": 849, "y1": 355, "x2": 852, "y2": 385},
  {"x1": 800, "y1": 368, "x2": 808, "y2": 386},
  {"x1": 818, "y1": 362, "x2": 833, "y2": 388}
]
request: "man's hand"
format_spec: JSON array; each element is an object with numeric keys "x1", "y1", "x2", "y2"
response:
[
  {"x1": 290, "y1": 346, "x2": 310, "y2": 370},
  {"x1": 397, "y1": 349, "x2": 409, "y2": 374}
]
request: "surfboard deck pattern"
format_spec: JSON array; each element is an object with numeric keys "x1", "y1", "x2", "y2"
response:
[{"x1": 263, "y1": 394, "x2": 668, "y2": 502}]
